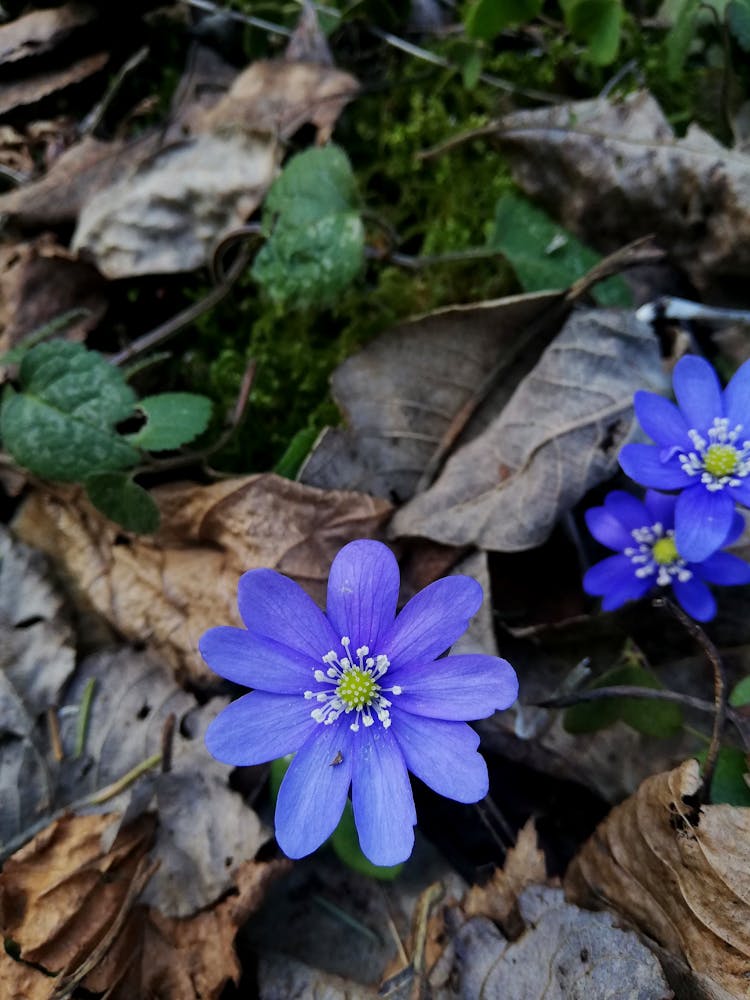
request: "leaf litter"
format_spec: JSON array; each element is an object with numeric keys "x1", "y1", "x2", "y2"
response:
[{"x1": 2, "y1": 0, "x2": 750, "y2": 996}]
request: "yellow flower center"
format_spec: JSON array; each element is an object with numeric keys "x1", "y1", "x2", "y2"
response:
[
  {"x1": 652, "y1": 536, "x2": 679, "y2": 565},
  {"x1": 336, "y1": 667, "x2": 378, "y2": 710},
  {"x1": 704, "y1": 443, "x2": 739, "y2": 478}
]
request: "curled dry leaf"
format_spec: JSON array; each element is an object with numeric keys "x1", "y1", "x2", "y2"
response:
[
  {"x1": 392, "y1": 308, "x2": 663, "y2": 550},
  {"x1": 565, "y1": 759, "x2": 750, "y2": 999},
  {"x1": 300, "y1": 289, "x2": 565, "y2": 501},
  {"x1": 13, "y1": 473, "x2": 393, "y2": 685},
  {"x1": 452, "y1": 886, "x2": 672, "y2": 999},
  {"x1": 0, "y1": 811, "x2": 287, "y2": 1000},
  {"x1": 0, "y1": 52, "x2": 109, "y2": 119},
  {"x1": 494, "y1": 90, "x2": 750, "y2": 293}
]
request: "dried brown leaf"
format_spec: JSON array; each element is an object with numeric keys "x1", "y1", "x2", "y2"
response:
[
  {"x1": 0, "y1": 235, "x2": 107, "y2": 351},
  {"x1": 0, "y1": 4, "x2": 97, "y2": 65},
  {"x1": 463, "y1": 819, "x2": 548, "y2": 934},
  {"x1": 0, "y1": 811, "x2": 286, "y2": 1000},
  {"x1": 198, "y1": 59, "x2": 359, "y2": 145},
  {"x1": 392, "y1": 308, "x2": 663, "y2": 550},
  {"x1": 13, "y1": 474, "x2": 392, "y2": 685},
  {"x1": 0, "y1": 52, "x2": 109, "y2": 118},
  {"x1": 495, "y1": 90, "x2": 750, "y2": 294},
  {"x1": 299, "y1": 290, "x2": 565, "y2": 501},
  {"x1": 565, "y1": 760, "x2": 750, "y2": 998}
]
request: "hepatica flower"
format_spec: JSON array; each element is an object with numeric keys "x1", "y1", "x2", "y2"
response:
[
  {"x1": 200, "y1": 540, "x2": 518, "y2": 866},
  {"x1": 584, "y1": 489, "x2": 750, "y2": 621},
  {"x1": 620, "y1": 355, "x2": 750, "y2": 561}
]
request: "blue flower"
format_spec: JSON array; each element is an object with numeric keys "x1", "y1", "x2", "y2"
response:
[
  {"x1": 583, "y1": 489, "x2": 750, "y2": 621},
  {"x1": 620, "y1": 355, "x2": 750, "y2": 561},
  {"x1": 200, "y1": 540, "x2": 518, "y2": 866}
]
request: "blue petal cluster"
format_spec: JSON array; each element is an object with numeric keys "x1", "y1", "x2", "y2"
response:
[
  {"x1": 620, "y1": 355, "x2": 750, "y2": 561},
  {"x1": 200, "y1": 540, "x2": 518, "y2": 866},
  {"x1": 583, "y1": 490, "x2": 750, "y2": 621}
]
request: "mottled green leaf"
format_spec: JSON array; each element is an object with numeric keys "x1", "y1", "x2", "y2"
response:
[
  {"x1": 564, "y1": 665, "x2": 683, "y2": 737},
  {"x1": 729, "y1": 674, "x2": 750, "y2": 706},
  {"x1": 488, "y1": 193, "x2": 631, "y2": 306},
  {"x1": 85, "y1": 472, "x2": 160, "y2": 534},
  {"x1": 0, "y1": 341, "x2": 138, "y2": 481},
  {"x1": 697, "y1": 746, "x2": 750, "y2": 805},
  {"x1": 126, "y1": 392, "x2": 213, "y2": 451},
  {"x1": 252, "y1": 145, "x2": 364, "y2": 307}
]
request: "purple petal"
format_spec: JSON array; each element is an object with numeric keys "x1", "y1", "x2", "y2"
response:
[
  {"x1": 388, "y1": 654, "x2": 518, "y2": 720},
  {"x1": 673, "y1": 355, "x2": 724, "y2": 429},
  {"x1": 634, "y1": 391, "x2": 691, "y2": 448},
  {"x1": 619, "y1": 443, "x2": 693, "y2": 489},
  {"x1": 643, "y1": 490, "x2": 676, "y2": 529},
  {"x1": 275, "y1": 718, "x2": 353, "y2": 859},
  {"x1": 205, "y1": 691, "x2": 316, "y2": 765},
  {"x1": 600, "y1": 574, "x2": 652, "y2": 611},
  {"x1": 351, "y1": 728, "x2": 415, "y2": 866},
  {"x1": 693, "y1": 551, "x2": 750, "y2": 585},
  {"x1": 725, "y1": 510, "x2": 748, "y2": 545},
  {"x1": 380, "y1": 576, "x2": 483, "y2": 668},
  {"x1": 199, "y1": 627, "x2": 317, "y2": 692},
  {"x1": 583, "y1": 554, "x2": 635, "y2": 596},
  {"x1": 603, "y1": 491, "x2": 650, "y2": 531},
  {"x1": 237, "y1": 569, "x2": 339, "y2": 659},
  {"x1": 584, "y1": 506, "x2": 633, "y2": 551},
  {"x1": 724, "y1": 357, "x2": 750, "y2": 429},
  {"x1": 730, "y1": 480, "x2": 750, "y2": 510},
  {"x1": 675, "y1": 487, "x2": 736, "y2": 562},
  {"x1": 326, "y1": 540, "x2": 400, "y2": 650},
  {"x1": 671, "y1": 578, "x2": 716, "y2": 622},
  {"x1": 391, "y1": 711, "x2": 488, "y2": 803}
]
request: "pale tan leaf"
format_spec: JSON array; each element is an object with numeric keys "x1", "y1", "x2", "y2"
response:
[
  {"x1": 0, "y1": 53, "x2": 109, "y2": 118},
  {"x1": 494, "y1": 90, "x2": 750, "y2": 293},
  {"x1": 0, "y1": 4, "x2": 97, "y2": 65},
  {"x1": 565, "y1": 760, "x2": 750, "y2": 998},
  {"x1": 13, "y1": 474, "x2": 392, "y2": 685}
]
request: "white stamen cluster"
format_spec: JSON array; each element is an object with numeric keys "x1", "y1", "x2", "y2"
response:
[
  {"x1": 679, "y1": 417, "x2": 750, "y2": 490},
  {"x1": 304, "y1": 636, "x2": 403, "y2": 732},
  {"x1": 625, "y1": 522, "x2": 693, "y2": 586}
]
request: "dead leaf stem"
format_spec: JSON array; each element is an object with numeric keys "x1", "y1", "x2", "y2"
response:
[{"x1": 74, "y1": 677, "x2": 96, "y2": 759}]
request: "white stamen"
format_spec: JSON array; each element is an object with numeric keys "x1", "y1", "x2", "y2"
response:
[
  {"x1": 625, "y1": 522, "x2": 692, "y2": 588},
  {"x1": 678, "y1": 417, "x2": 750, "y2": 490}
]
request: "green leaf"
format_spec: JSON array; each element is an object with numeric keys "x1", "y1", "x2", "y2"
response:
[
  {"x1": 728, "y1": 0, "x2": 750, "y2": 50},
  {"x1": 85, "y1": 472, "x2": 160, "y2": 534},
  {"x1": 561, "y1": 0, "x2": 623, "y2": 64},
  {"x1": 251, "y1": 145, "x2": 365, "y2": 308},
  {"x1": 665, "y1": 0, "x2": 700, "y2": 77},
  {"x1": 729, "y1": 675, "x2": 750, "y2": 707},
  {"x1": 126, "y1": 393, "x2": 213, "y2": 451},
  {"x1": 274, "y1": 427, "x2": 319, "y2": 479},
  {"x1": 697, "y1": 747, "x2": 750, "y2": 805},
  {"x1": 0, "y1": 341, "x2": 139, "y2": 481},
  {"x1": 464, "y1": 0, "x2": 543, "y2": 37},
  {"x1": 0, "y1": 308, "x2": 91, "y2": 367},
  {"x1": 461, "y1": 48, "x2": 484, "y2": 90},
  {"x1": 563, "y1": 665, "x2": 683, "y2": 737},
  {"x1": 331, "y1": 801, "x2": 403, "y2": 881},
  {"x1": 487, "y1": 193, "x2": 631, "y2": 306}
]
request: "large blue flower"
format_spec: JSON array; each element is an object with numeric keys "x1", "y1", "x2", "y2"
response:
[
  {"x1": 200, "y1": 540, "x2": 518, "y2": 866},
  {"x1": 583, "y1": 489, "x2": 750, "y2": 621},
  {"x1": 620, "y1": 355, "x2": 750, "y2": 561}
]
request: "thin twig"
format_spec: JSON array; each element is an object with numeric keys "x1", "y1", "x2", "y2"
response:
[
  {"x1": 161, "y1": 713, "x2": 176, "y2": 774},
  {"x1": 654, "y1": 597, "x2": 727, "y2": 803},
  {"x1": 81, "y1": 46, "x2": 149, "y2": 136},
  {"x1": 535, "y1": 685, "x2": 716, "y2": 714},
  {"x1": 47, "y1": 707, "x2": 64, "y2": 762},
  {"x1": 109, "y1": 246, "x2": 251, "y2": 367},
  {"x1": 74, "y1": 677, "x2": 96, "y2": 759}
]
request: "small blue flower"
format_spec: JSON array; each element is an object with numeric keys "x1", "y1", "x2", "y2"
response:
[
  {"x1": 583, "y1": 490, "x2": 750, "y2": 621},
  {"x1": 620, "y1": 355, "x2": 750, "y2": 561},
  {"x1": 200, "y1": 540, "x2": 518, "y2": 867}
]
